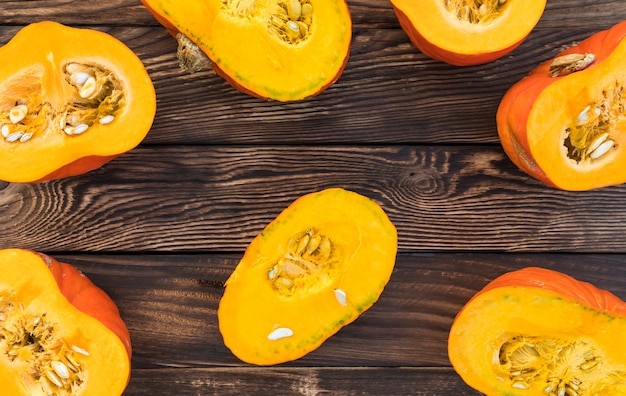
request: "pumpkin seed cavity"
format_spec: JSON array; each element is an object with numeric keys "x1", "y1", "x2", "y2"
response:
[
  {"x1": 443, "y1": 0, "x2": 508, "y2": 25},
  {"x1": 267, "y1": 228, "x2": 338, "y2": 297},
  {"x1": 0, "y1": 291, "x2": 88, "y2": 395},
  {"x1": 564, "y1": 82, "x2": 623, "y2": 163},
  {"x1": 0, "y1": 62, "x2": 123, "y2": 144},
  {"x1": 61, "y1": 62, "x2": 124, "y2": 136},
  {"x1": 221, "y1": 0, "x2": 313, "y2": 45},
  {"x1": 495, "y1": 334, "x2": 626, "y2": 395}
]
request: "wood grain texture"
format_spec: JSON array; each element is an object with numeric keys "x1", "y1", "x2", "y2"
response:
[
  {"x1": 3, "y1": 146, "x2": 626, "y2": 252},
  {"x1": 126, "y1": 367, "x2": 478, "y2": 395},
  {"x1": 1, "y1": 0, "x2": 626, "y2": 395},
  {"x1": 55, "y1": 253, "x2": 626, "y2": 367},
  {"x1": 55, "y1": 253, "x2": 625, "y2": 394}
]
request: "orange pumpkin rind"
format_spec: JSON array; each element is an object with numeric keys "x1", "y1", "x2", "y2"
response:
[
  {"x1": 497, "y1": 20, "x2": 626, "y2": 190},
  {"x1": 391, "y1": 0, "x2": 546, "y2": 66}
]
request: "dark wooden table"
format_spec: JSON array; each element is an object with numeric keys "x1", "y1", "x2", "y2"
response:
[{"x1": 2, "y1": 1, "x2": 626, "y2": 395}]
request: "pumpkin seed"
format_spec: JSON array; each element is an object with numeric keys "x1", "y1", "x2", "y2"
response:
[
  {"x1": 73, "y1": 123, "x2": 89, "y2": 135},
  {"x1": 6, "y1": 131, "x2": 24, "y2": 143},
  {"x1": 73, "y1": 71, "x2": 91, "y2": 85},
  {"x1": 9, "y1": 104, "x2": 28, "y2": 124},
  {"x1": 287, "y1": 0, "x2": 302, "y2": 20},
  {"x1": 71, "y1": 345, "x2": 90, "y2": 356},
  {"x1": 334, "y1": 288, "x2": 347, "y2": 306},
  {"x1": 587, "y1": 132, "x2": 609, "y2": 154},
  {"x1": 589, "y1": 139, "x2": 615, "y2": 159},
  {"x1": 79, "y1": 76, "x2": 98, "y2": 98},
  {"x1": 19, "y1": 132, "x2": 33, "y2": 143},
  {"x1": 45, "y1": 369, "x2": 64, "y2": 387},
  {"x1": 1, "y1": 124, "x2": 10, "y2": 138},
  {"x1": 99, "y1": 115, "x2": 115, "y2": 125},
  {"x1": 51, "y1": 360, "x2": 70, "y2": 379},
  {"x1": 267, "y1": 327, "x2": 294, "y2": 340}
]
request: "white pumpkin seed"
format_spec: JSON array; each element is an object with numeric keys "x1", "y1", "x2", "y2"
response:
[
  {"x1": 73, "y1": 123, "x2": 89, "y2": 135},
  {"x1": 79, "y1": 77, "x2": 98, "y2": 98},
  {"x1": 71, "y1": 345, "x2": 90, "y2": 356},
  {"x1": 9, "y1": 104, "x2": 28, "y2": 124},
  {"x1": 51, "y1": 361, "x2": 70, "y2": 379},
  {"x1": 45, "y1": 370, "x2": 63, "y2": 387},
  {"x1": 65, "y1": 63, "x2": 81, "y2": 74},
  {"x1": 1, "y1": 124, "x2": 10, "y2": 138},
  {"x1": 6, "y1": 131, "x2": 24, "y2": 143},
  {"x1": 586, "y1": 133, "x2": 609, "y2": 154},
  {"x1": 267, "y1": 327, "x2": 294, "y2": 340},
  {"x1": 73, "y1": 72, "x2": 91, "y2": 85},
  {"x1": 99, "y1": 115, "x2": 115, "y2": 125},
  {"x1": 334, "y1": 288, "x2": 347, "y2": 306},
  {"x1": 19, "y1": 132, "x2": 33, "y2": 143},
  {"x1": 589, "y1": 139, "x2": 615, "y2": 159},
  {"x1": 576, "y1": 105, "x2": 591, "y2": 125}
]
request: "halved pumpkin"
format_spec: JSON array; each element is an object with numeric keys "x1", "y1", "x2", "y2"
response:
[
  {"x1": 140, "y1": 0, "x2": 352, "y2": 101},
  {"x1": 497, "y1": 20, "x2": 626, "y2": 190},
  {"x1": 0, "y1": 248, "x2": 131, "y2": 395},
  {"x1": 218, "y1": 188, "x2": 398, "y2": 365},
  {"x1": 0, "y1": 21, "x2": 156, "y2": 183},
  {"x1": 449, "y1": 267, "x2": 626, "y2": 395},
  {"x1": 391, "y1": 0, "x2": 546, "y2": 65}
]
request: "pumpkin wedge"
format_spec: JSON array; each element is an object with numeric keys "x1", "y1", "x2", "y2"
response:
[
  {"x1": 391, "y1": 0, "x2": 546, "y2": 65},
  {"x1": 449, "y1": 267, "x2": 626, "y2": 395},
  {"x1": 139, "y1": 0, "x2": 352, "y2": 101},
  {"x1": 497, "y1": 21, "x2": 626, "y2": 190},
  {"x1": 0, "y1": 248, "x2": 131, "y2": 395},
  {"x1": 218, "y1": 188, "x2": 398, "y2": 365},
  {"x1": 0, "y1": 21, "x2": 156, "y2": 183}
]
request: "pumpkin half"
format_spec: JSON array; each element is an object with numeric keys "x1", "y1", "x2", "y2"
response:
[
  {"x1": 391, "y1": 0, "x2": 546, "y2": 66},
  {"x1": 139, "y1": 0, "x2": 352, "y2": 101},
  {"x1": 497, "y1": 21, "x2": 626, "y2": 190},
  {"x1": 218, "y1": 188, "x2": 398, "y2": 365},
  {"x1": 0, "y1": 248, "x2": 131, "y2": 395},
  {"x1": 0, "y1": 21, "x2": 156, "y2": 183},
  {"x1": 449, "y1": 267, "x2": 626, "y2": 395}
]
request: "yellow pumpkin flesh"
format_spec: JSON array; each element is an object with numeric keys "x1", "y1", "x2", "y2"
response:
[
  {"x1": 140, "y1": 0, "x2": 352, "y2": 101},
  {"x1": 218, "y1": 188, "x2": 398, "y2": 365}
]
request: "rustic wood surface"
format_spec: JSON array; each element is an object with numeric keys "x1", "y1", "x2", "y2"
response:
[{"x1": 1, "y1": 1, "x2": 626, "y2": 395}]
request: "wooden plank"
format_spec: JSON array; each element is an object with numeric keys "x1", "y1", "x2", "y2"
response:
[
  {"x1": 2, "y1": 146, "x2": 626, "y2": 252},
  {"x1": 52, "y1": 253, "x2": 626, "y2": 369},
  {"x1": 125, "y1": 367, "x2": 480, "y2": 395},
  {"x1": 1, "y1": 0, "x2": 625, "y2": 30}
]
